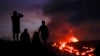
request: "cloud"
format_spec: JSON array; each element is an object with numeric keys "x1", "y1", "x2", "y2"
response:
[
  {"x1": 43, "y1": 0, "x2": 86, "y2": 26},
  {"x1": 42, "y1": 0, "x2": 100, "y2": 42}
]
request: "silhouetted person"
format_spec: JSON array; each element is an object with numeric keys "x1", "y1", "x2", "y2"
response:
[
  {"x1": 38, "y1": 20, "x2": 49, "y2": 47},
  {"x1": 20, "y1": 29, "x2": 30, "y2": 46},
  {"x1": 11, "y1": 11, "x2": 23, "y2": 41},
  {"x1": 32, "y1": 32, "x2": 42, "y2": 49},
  {"x1": 32, "y1": 32, "x2": 43, "y2": 56}
]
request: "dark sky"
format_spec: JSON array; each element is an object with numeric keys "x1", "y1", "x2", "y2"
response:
[{"x1": 0, "y1": 0, "x2": 100, "y2": 42}]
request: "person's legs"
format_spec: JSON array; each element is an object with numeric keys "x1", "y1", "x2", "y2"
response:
[
  {"x1": 42, "y1": 36, "x2": 47, "y2": 47},
  {"x1": 16, "y1": 33, "x2": 19, "y2": 41},
  {"x1": 13, "y1": 33, "x2": 15, "y2": 41},
  {"x1": 43, "y1": 38, "x2": 47, "y2": 47}
]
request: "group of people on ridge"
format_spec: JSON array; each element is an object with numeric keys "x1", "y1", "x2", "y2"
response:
[{"x1": 11, "y1": 11, "x2": 49, "y2": 47}]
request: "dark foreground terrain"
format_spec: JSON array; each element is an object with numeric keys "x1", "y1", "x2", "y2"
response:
[
  {"x1": 0, "y1": 39, "x2": 59, "y2": 56},
  {"x1": 0, "y1": 39, "x2": 99, "y2": 56}
]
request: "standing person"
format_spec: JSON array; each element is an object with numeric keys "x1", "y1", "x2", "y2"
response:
[
  {"x1": 11, "y1": 11, "x2": 23, "y2": 41},
  {"x1": 38, "y1": 20, "x2": 49, "y2": 47}
]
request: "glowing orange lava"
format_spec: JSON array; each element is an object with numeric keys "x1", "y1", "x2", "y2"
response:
[
  {"x1": 52, "y1": 42, "x2": 95, "y2": 56},
  {"x1": 65, "y1": 29, "x2": 79, "y2": 43},
  {"x1": 69, "y1": 36, "x2": 79, "y2": 42},
  {"x1": 52, "y1": 29, "x2": 95, "y2": 56},
  {"x1": 52, "y1": 36, "x2": 95, "y2": 56}
]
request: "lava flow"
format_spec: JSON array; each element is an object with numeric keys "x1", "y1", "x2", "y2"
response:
[
  {"x1": 52, "y1": 39, "x2": 95, "y2": 56},
  {"x1": 52, "y1": 30, "x2": 95, "y2": 56}
]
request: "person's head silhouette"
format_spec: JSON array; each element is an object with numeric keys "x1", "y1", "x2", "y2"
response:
[
  {"x1": 24, "y1": 28, "x2": 28, "y2": 33},
  {"x1": 13, "y1": 11, "x2": 17, "y2": 16},
  {"x1": 42, "y1": 20, "x2": 45, "y2": 25}
]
